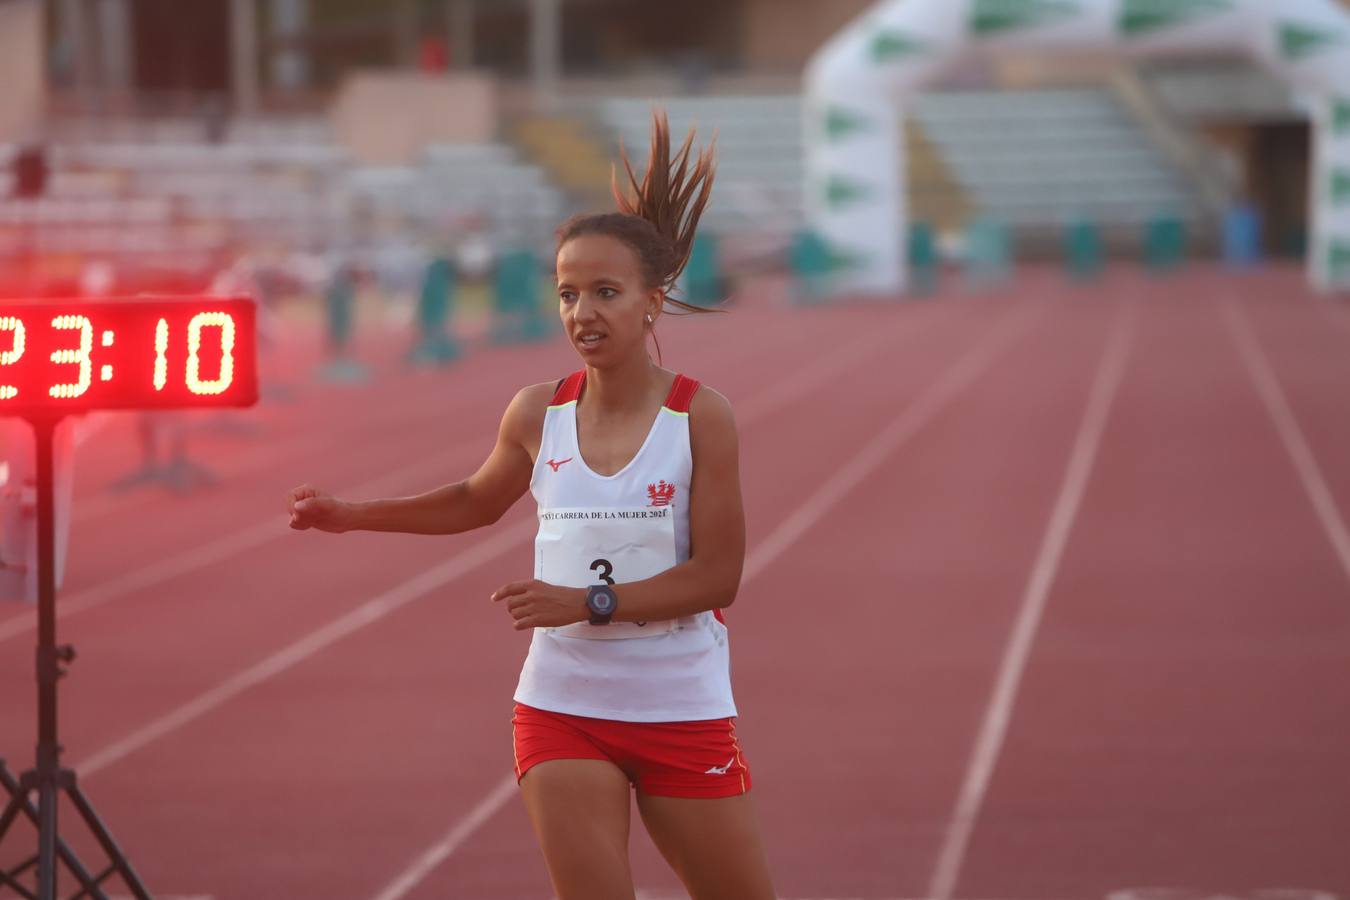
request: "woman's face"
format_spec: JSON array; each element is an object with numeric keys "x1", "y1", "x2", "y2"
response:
[{"x1": 556, "y1": 234, "x2": 661, "y2": 366}]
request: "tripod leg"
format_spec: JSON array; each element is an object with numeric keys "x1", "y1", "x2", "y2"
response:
[
  {"x1": 0, "y1": 770, "x2": 104, "y2": 897},
  {"x1": 36, "y1": 778, "x2": 57, "y2": 900},
  {"x1": 0, "y1": 760, "x2": 25, "y2": 844},
  {"x1": 0, "y1": 789, "x2": 24, "y2": 847},
  {"x1": 67, "y1": 782, "x2": 151, "y2": 900}
]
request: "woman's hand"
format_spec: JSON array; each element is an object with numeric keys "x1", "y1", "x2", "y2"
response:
[
  {"x1": 286, "y1": 484, "x2": 351, "y2": 533},
  {"x1": 492, "y1": 580, "x2": 587, "y2": 631}
]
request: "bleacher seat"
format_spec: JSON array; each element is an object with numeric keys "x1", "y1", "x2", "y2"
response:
[{"x1": 595, "y1": 88, "x2": 1204, "y2": 241}]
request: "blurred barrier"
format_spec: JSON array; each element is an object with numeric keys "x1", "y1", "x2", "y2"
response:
[
  {"x1": 789, "y1": 228, "x2": 833, "y2": 305},
  {"x1": 1144, "y1": 215, "x2": 1188, "y2": 273},
  {"x1": 408, "y1": 254, "x2": 461, "y2": 366},
  {"x1": 111, "y1": 413, "x2": 218, "y2": 493},
  {"x1": 1064, "y1": 219, "x2": 1105, "y2": 282},
  {"x1": 491, "y1": 248, "x2": 550, "y2": 344},
  {"x1": 320, "y1": 261, "x2": 369, "y2": 381},
  {"x1": 908, "y1": 221, "x2": 938, "y2": 296},
  {"x1": 684, "y1": 233, "x2": 723, "y2": 306},
  {"x1": 964, "y1": 218, "x2": 1012, "y2": 289}
]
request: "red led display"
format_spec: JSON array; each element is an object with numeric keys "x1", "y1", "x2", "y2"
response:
[{"x1": 0, "y1": 297, "x2": 257, "y2": 413}]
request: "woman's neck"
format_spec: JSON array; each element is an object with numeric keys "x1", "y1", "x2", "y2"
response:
[{"x1": 584, "y1": 354, "x2": 660, "y2": 414}]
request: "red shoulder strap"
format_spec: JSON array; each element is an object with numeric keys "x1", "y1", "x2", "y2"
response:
[
  {"x1": 664, "y1": 374, "x2": 701, "y2": 413},
  {"x1": 550, "y1": 371, "x2": 585, "y2": 406}
]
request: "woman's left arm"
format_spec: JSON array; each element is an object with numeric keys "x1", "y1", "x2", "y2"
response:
[{"x1": 493, "y1": 387, "x2": 745, "y2": 630}]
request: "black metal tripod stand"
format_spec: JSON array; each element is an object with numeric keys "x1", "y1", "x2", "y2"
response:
[{"x1": 0, "y1": 414, "x2": 151, "y2": 899}]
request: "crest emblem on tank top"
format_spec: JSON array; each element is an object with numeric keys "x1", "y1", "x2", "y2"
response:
[{"x1": 647, "y1": 481, "x2": 676, "y2": 507}]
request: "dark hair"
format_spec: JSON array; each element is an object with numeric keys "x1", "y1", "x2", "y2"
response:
[{"x1": 556, "y1": 110, "x2": 718, "y2": 316}]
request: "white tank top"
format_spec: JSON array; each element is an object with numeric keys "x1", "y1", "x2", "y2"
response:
[{"x1": 512, "y1": 370, "x2": 738, "y2": 723}]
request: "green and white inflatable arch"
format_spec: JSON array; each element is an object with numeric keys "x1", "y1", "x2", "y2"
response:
[{"x1": 805, "y1": 0, "x2": 1350, "y2": 295}]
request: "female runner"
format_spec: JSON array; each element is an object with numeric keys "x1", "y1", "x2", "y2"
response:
[{"x1": 285, "y1": 113, "x2": 776, "y2": 900}]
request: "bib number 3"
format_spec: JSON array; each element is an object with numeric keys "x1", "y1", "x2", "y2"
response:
[
  {"x1": 590, "y1": 558, "x2": 614, "y2": 584},
  {"x1": 590, "y1": 558, "x2": 645, "y2": 626},
  {"x1": 536, "y1": 506, "x2": 675, "y2": 639}
]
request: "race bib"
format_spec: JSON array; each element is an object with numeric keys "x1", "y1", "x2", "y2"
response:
[{"x1": 536, "y1": 506, "x2": 678, "y2": 640}]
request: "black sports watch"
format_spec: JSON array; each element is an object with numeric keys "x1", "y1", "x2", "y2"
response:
[{"x1": 586, "y1": 584, "x2": 618, "y2": 625}]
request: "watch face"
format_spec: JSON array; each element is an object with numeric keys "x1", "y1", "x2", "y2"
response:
[{"x1": 589, "y1": 587, "x2": 616, "y2": 614}]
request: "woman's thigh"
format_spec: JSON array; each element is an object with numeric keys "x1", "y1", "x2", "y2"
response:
[
  {"x1": 635, "y1": 790, "x2": 776, "y2": 900},
  {"x1": 519, "y1": 759, "x2": 636, "y2": 900}
]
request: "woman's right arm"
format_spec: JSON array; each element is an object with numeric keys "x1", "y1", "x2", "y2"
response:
[{"x1": 286, "y1": 383, "x2": 550, "y2": 535}]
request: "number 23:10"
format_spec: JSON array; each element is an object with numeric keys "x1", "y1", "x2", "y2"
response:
[{"x1": 0, "y1": 312, "x2": 237, "y2": 400}]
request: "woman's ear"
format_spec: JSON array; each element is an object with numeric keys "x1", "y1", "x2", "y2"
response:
[{"x1": 646, "y1": 291, "x2": 664, "y2": 326}]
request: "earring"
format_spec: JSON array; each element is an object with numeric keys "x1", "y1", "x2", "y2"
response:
[{"x1": 645, "y1": 314, "x2": 653, "y2": 324}]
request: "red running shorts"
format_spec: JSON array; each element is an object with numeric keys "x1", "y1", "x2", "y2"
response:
[{"x1": 512, "y1": 703, "x2": 752, "y2": 799}]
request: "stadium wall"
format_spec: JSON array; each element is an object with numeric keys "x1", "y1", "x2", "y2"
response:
[{"x1": 0, "y1": 0, "x2": 44, "y2": 143}]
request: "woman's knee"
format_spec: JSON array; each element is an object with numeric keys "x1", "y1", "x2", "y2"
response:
[
  {"x1": 520, "y1": 760, "x2": 636, "y2": 900},
  {"x1": 636, "y1": 792, "x2": 776, "y2": 900}
]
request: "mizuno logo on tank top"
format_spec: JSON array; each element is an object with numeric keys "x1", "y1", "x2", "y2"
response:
[{"x1": 545, "y1": 457, "x2": 573, "y2": 472}]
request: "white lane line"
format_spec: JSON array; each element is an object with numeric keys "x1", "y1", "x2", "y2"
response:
[
  {"x1": 369, "y1": 776, "x2": 521, "y2": 900},
  {"x1": 741, "y1": 308, "x2": 1037, "y2": 582},
  {"x1": 71, "y1": 298, "x2": 963, "y2": 776},
  {"x1": 68, "y1": 319, "x2": 805, "y2": 527},
  {"x1": 927, "y1": 304, "x2": 1135, "y2": 900},
  {"x1": 75, "y1": 520, "x2": 534, "y2": 776},
  {"x1": 368, "y1": 304, "x2": 1045, "y2": 900},
  {"x1": 0, "y1": 439, "x2": 483, "y2": 645},
  {"x1": 0, "y1": 300, "x2": 947, "y2": 644},
  {"x1": 1222, "y1": 299, "x2": 1350, "y2": 589}
]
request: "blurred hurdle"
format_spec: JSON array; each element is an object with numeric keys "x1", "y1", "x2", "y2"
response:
[
  {"x1": 789, "y1": 229, "x2": 833, "y2": 305},
  {"x1": 963, "y1": 217, "x2": 1012, "y2": 290},
  {"x1": 792, "y1": 224, "x2": 941, "y2": 300},
  {"x1": 408, "y1": 254, "x2": 462, "y2": 366},
  {"x1": 683, "y1": 233, "x2": 724, "y2": 306},
  {"x1": 1064, "y1": 218, "x2": 1105, "y2": 282},
  {"x1": 319, "y1": 258, "x2": 370, "y2": 382},
  {"x1": 1143, "y1": 213, "x2": 1188, "y2": 273},
  {"x1": 491, "y1": 247, "x2": 552, "y2": 344},
  {"x1": 908, "y1": 221, "x2": 938, "y2": 297},
  {"x1": 111, "y1": 413, "x2": 219, "y2": 493}
]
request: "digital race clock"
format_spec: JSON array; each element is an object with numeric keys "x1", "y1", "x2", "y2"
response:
[{"x1": 0, "y1": 297, "x2": 257, "y2": 414}]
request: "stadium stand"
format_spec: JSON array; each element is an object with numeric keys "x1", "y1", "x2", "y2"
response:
[
  {"x1": 0, "y1": 115, "x2": 565, "y2": 275},
  {"x1": 595, "y1": 87, "x2": 1206, "y2": 246},
  {"x1": 912, "y1": 87, "x2": 1204, "y2": 228}
]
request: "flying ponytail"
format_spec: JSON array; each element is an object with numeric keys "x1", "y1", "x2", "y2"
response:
[{"x1": 556, "y1": 109, "x2": 719, "y2": 315}]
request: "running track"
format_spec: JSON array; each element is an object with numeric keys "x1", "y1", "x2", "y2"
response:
[{"x1": 1, "y1": 265, "x2": 1348, "y2": 900}]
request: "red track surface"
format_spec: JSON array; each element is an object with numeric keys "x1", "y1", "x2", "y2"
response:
[{"x1": 1, "y1": 266, "x2": 1349, "y2": 899}]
